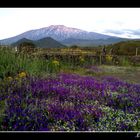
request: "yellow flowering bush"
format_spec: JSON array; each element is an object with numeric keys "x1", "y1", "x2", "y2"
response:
[
  {"x1": 15, "y1": 77, "x2": 19, "y2": 80},
  {"x1": 81, "y1": 51, "x2": 89, "y2": 54},
  {"x1": 4, "y1": 71, "x2": 27, "y2": 82},
  {"x1": 61, "y1": 48, "x2": 68, "y2": 54},
  {"x1": 7, "y1": 76, "x2": 13, "y2": 81},
  {"x1": 18, "y1": 72, "x2": 27, "y2": 78},
  {"x1": 52, "y1": 60, "x2": 60, "y2": 66},
  {"x1": 48, "y1": 60, "x2": 60, "y2": 73},
  {"x1": 106, "y1": 55, "x2": 113, "y2": 63},
  {"x1": 79, "y1": 56, "x2": 85, "y2": 62},
  {"x1": 80, "y1": 58, "x2": 85, "y2": 62}
]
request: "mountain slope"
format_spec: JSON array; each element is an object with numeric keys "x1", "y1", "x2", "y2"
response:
[{"x1": 0, "y1": 25, "x2": 125, "y2": 46}]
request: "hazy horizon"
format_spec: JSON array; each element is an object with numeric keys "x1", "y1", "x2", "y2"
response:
[{"x1": 1, "y1": 8, "x2": 140, "y2": 40}]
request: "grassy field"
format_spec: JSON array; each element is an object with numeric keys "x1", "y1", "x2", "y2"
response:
[{"x1": 0, "y1": 47, "x2": 140, "y2": 131}]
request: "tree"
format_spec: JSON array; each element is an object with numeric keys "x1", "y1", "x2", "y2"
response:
[
  {"x1": 70, "y1": 45, "x2": 79, "y2": 49},
  {"x1": 18, "y1": 42, "x2": 36, "y2": 54}
]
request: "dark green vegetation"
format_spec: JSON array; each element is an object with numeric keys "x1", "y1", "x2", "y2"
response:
[
  {"x1": 0, "y1": 43, "x2": 140, "y2": 131},
  {"x1": 3, "y1": 37, "x2": 140, "y2": 56},
  {"x1": 65, "y1": 39, "x2": 140, "y2": 56},
  {"x1": 12, "y1": 37, "x2": 66, "y2": 48},
  {"x1": 12, "y1": 38, "x2": 33, "y2": 46},
  {"x1": 104, "y1": 40, "x2": 140, "y2": 55}
]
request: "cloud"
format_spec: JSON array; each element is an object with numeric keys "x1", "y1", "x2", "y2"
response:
[
  {"x1": 104, "y1": 29, "x2": 125, "y2": 35},
  {"x1": 103, "y1": 29, "x2": 140, "y2": 38},
  {"x1": 1, "y1": 8, "x2": 140, "y2": 39},
  {"x1": 127, "y1": 29, "x2": 140, "y2": 35}
]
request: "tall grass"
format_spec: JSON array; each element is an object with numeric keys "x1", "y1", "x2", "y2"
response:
[
  {"x1": 0, "y1": 47, "x2": 57, "y2": 78},
  {"x1": 0, "y1": 46, "x2": 138, "y2": 80},
  {"x1": 120, "y1": 56, "x2": 131, "y2": 66}
]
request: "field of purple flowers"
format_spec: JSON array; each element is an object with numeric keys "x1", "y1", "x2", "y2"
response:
[{"x1": 0, "y1": 71, "x2": 140, "y2": 131}]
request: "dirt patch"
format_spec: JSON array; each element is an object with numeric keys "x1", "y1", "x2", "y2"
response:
[{"x1": 99, "y1": 65, "x2": 140, "y2": 84}]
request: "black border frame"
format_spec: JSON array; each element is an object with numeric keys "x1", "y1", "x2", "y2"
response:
[{"x1": 0, "y1": 3, "x2": 140, "y2": 139}]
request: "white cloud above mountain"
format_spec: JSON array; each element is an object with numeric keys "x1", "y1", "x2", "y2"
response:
[{"x1": 103, "y1": 29, "x2": 140, "y2": 39}]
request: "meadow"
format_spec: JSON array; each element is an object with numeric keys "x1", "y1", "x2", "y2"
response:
[{"x1": 0, "y1": 46, "x2": 140, "y2": 131}]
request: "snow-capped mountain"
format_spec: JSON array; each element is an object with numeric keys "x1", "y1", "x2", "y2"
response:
[{"x1": 0, "y1": 25, "x2": 125, "y2": 46}]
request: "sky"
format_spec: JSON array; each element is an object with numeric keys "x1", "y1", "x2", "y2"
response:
[{"x1": 0, "y1": 8, "x2": 140, "y2": 39}]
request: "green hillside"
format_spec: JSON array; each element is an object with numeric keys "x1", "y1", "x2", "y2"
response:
[
  {"x1": 104, "y1": 40, "x2": 140, "y2": 55},
  {"x1": 11, "y1": 37, "x2": 66, "y2": 48}
]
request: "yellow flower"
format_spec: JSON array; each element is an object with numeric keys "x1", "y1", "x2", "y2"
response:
[
  {"x1": 81, "y1": 51, "x2": 87, "y2": 54},
  {"x1": 79, "y1": 56, "x2": 85, "y2": 62},
  {"x1": 7, "y1": 76, "x2": 13, "y2": 81},
  {"x1": 52, "y1": 60, "x2": 60, "y2": 66},
  {"x1": 18, "y1": 72, "x2": 27, "y2": 78},
  {"x1": 106, "y1": 55, "x2": 113, "y2": 62},
  {"x1": 15, "y1": 77, "x2": 19, "y2": 80},
  {"x1": 80, "y1": 58, "x2": 85, "y2": 62}
]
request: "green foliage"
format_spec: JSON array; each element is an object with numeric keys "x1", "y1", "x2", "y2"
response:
[
  {"x1": 18, "y1": 42, "x2": 36, "y2": 47},
  {"x1": 47, "y1": 60, "x2": 60, "y2": 73},
  {"x1": 120, "y1": 56, "x2": 131, "y2": 66},
  {"x1": 70, "y1": 45, "x2": 79, "y2": 49},
  {"x1": 106, "y1": 40, "x2": 140, "y2": 56},
  {"x1": 0, "y1": 47, "x2": 52, "y2": 78},
  {"x1": 17, "y1": 41, "x2": 36, "y2": 54},
  {"x1": 0, "y1": 100, "x2": 6, "y2": 127}
]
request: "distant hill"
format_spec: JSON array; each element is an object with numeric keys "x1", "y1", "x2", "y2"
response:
[
  {"x1": 35, "y1": 37, "x2": 65, "y2": 48},
  {"x1": 112, "y1": 40, "x2": 140, "y2": 47},
  {"x1": 12, "y1": 38, "x2": 33, "y2": 46},
  {"x1": 61, "y1": 37, "x2": 127, "y2": 46},
  {"x1": 61, "y1": 38, "x2": 97, "y2": 46},
  {"x1": 11, "y1": 37, "x2": 66, "y2": 48},
  {"x1": 105, "y1": 40, "x2": 140, "y2": 55}
]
